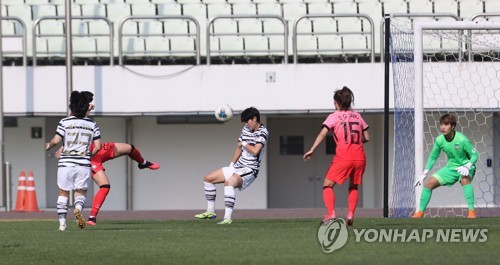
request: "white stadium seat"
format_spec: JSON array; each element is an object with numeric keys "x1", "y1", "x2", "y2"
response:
[
  {"x1": 317, "y1": 35, "x2": 342, "y2": 55},
  {"x1": 458, "y1": 0, "x2": 484, "y2": 20},
  {"x1": 131, "y1": 3, "x2": 156, "y2": 16},
  {"x1": 157, "y1": 3, "x2": 182, "y2": 16},
  {"x1": 81, "y1": 3, "x2": 106, "y2": 17},
  {"x1": 433, "y1": 0, "x2": 458, "y2": 16},
  {"x1": 56, "y1": 3, "x2": 83, "y2": 16},
  {"x1": 138, "y1": 21, "x2": 164, "y2": 35},
  {"x1": 244, "y1": 36, "x2": 269, "y2": 56},
  {"x1": 207, "y1": 3, "x2": 232, "y2": 19},
  {"x1": 257, "y1": 3, "x2": 282, "y2": 16},
  {"x1": 218, "y1": 36, "x2": 244, "y2": 56},
  {"x1": 232, "y1": 3, "x2": 257, "y2": 16},
  {"x1": 238, "y1": 19, "x2": 263, "y2": 35},
  {"x1": 73, "y1": 37, "x2": 97, "y2": 57},
  {"x1": 144, "y1": 37, "x2": 169, "y2": 56}
]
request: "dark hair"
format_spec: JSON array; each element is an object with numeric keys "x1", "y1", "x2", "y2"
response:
[
  {"x1": 241, "y1": 107, "x2": 260, "y2": 123},
  {"x1": 333, "y1": 86, "x2": 354, "y2": 110},
  {"x1": 81, "y1": 91, "x2": 94, "y2": 104},
  {"x1": 69, "y1": 91, "x2": 90, "y2": 118},
  {"x1": 440, "y1": 113, "x2": 457, "y2": 128}
]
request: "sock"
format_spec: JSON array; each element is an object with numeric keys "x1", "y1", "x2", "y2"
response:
[
  {"x1": 57, "y1": 196, "x2": 68, "y2": 225},
  {"x1": 74, "y1": 195, "x2": 86, "y2": 212},
  {"x1": 462, "y1": 184, "x2": 475, "y2": 210},
  {"x1": 347, "y1": 187, "x2": 359, "y2": 219},
  {"x1": 90, "y1": 184, "x2": 110, "y2": 218},
  {"x1": 128, "y1": 145, "x2": 145, "y2": 164},
  {"x1": 323, "y1": 186, "x2": 335, "y2": 218},
  {"x1": 224, "y1": 186, "x2": 236, "y2": 220},
  {"x1": 204, "y1": 182, "x2": 216, "y2": 213},
  {"x1": 419, "y1": 187, "x2": 432, "y2": 212}
]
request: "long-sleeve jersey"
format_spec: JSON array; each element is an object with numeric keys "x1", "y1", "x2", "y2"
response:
[{"x1": 425, "y1": 131, "x2": 478, "y2": 170}]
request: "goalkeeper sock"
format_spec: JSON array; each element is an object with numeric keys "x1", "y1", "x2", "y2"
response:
[
  {"x1": 224, "y1": 186, "x2": 236, "y2": 220},
  {"x1": 57, "y1": 196, "x2": 68, "y2": 224},
  {"x1": 128, "y1": 145, "x2": 145, "y2": 164},
  {"x1": 462, "y1": 184, "x2": 475, "y2": 210},
  {"x1": 323, "y1": 186, "x2": 335, "y2": 217},
  {"x1": 204, "y1": 182, "x2": 216, "y2": 213},
  {"x1": 91, "y1": 184, "x2": 110, "y2": 218},
  {"x1": 419, "y1": 187, "x2": 432, "y2": 212},
  {"x1": 347, "y1": 187, "x2": 359, "y2": 219}
]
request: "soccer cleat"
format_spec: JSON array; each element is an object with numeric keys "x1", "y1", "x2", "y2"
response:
[
  {"x1": 321, "y1": 214, "x2": 336, "y2": 225},
  {"x1": 58, "y1": 224, "x2": 66, "y2": 232},
  {"x1": 217, "y1": 219, "x2": 233, "y2": 225},
  {"x1": 74, "y1": 209, "x2": 86, "y2": 229},
  {"x1": 467, "y1": 210, "x2": 477, "y2": 219},
  {"x1": 346, "y1": 219, "x2": 354, "y2": 226},
  {"x1": 411, "y1": 211, "x2": 424, "y2": 218},
  {"x1": 195, "y1": 211, "x2": 217, "y2": 219},
  {"x1": 138, "y1": 161, "x2": 160, "y2": 170},
  {"x1": 86, "y1": 217, "x2": 97, "y2": 226}
]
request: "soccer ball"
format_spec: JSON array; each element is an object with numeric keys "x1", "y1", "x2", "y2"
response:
[{"x1": 214, "y1": 104, "x2": 233, "y2": 122}]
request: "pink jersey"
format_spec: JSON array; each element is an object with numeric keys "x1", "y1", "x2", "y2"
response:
[{"x1": 322, "y1": 110, "x2": 369, "y2": 162}]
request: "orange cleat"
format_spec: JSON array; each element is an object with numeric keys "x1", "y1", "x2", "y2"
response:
[
  {"x1": 411, "y1": 211, "x2": 424, "y2": 218},
  {"x1": 467, "y1": 210, "x2": 476, "y2": 219}
]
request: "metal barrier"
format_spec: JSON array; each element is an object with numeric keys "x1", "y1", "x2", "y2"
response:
[
  {"x1": 118, "y1": 15, "x2": 200, "y2": 66},
  {"x1": 469, "y1": 13, "x2": 500, "y2": 61},
  {"x1": 2, "y1": 162, "x2": 12, "y2": 211},
  {"x1": 207, "y1": 15, "x2": 287, "y2": 65},
  {"x1": 1, "y1": 17, "x2": 27, "y2": 66},
  {"x1": 293, "y1": 13, "x2": 376, "y2": 63},
  {"x1": 32, "y1": 16, "x2": 114, "y2": 66}
]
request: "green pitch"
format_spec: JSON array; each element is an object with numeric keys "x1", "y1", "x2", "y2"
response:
[{"x1": 0, "y1": 218, "x2": 498, "y2": 265}]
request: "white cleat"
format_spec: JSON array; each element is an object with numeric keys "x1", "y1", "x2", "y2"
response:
[{"x1": 58, "y1": 224, "x2": 67, "y2": 232}]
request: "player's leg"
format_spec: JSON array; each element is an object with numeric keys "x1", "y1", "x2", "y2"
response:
[
  {"x1": 87, "y1": 170, "x2": 111, "y2": 226},
  {"x1": 114, "y1": 143, "x2": 160, "y2": 170},
  {"x1": 195, "y1": 168, "x2": 228, "y2": 219},
  {"x1": 412, "y1": 176, "x2": 441, "y2": 218},
  {"x1": 73, "y1": 167, "x2": 90, "y2": 229},
  {"x1": 346, "y1": 161, "x2": 365, "y2": 226},
  {"x1": 218, "y1": 173, "x2": 244, "y2": 224},
  {"x1": 56, "y1": 167, "x2": 72, "y2": 231},
  {"x1": 460, "y1": 175, "x2": 476, "y2": 218},
  {"x1": 323, "y1": 161, "x2": 349, "y2": 224}
]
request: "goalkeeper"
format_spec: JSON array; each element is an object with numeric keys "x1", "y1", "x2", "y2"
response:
[{"x1": 413, "y1": 113, "x2": 479, "y2": 218}]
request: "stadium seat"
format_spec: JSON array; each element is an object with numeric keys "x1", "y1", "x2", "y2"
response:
[
  {"x1": 1, "y1": 5, "x2": 6, "y2": 17},
  {"x1": 333, "y1": 1, "x2": 357, "y2": 14},
  {"x1": 96, "y1": 37, "x2": 116, "y2": 57},
  {"x1": 131, "y1": 3, "x2": 156, "y2": 16},
  {"x1": 106, "y1": 3, "x2": 132, "y2": 24},
  {"x1": 126, "y1": 0, "x2": 152, "y2": 3},
  {"x1": 253, "y1": 0, "x2": 278, "y2": 4},
  {"x1": 282, "y1": 2, "x2": 307, "y2": 22},
  {"x1": 296, "y1": 35, "x2": 318, "y2": 56},
  {"x1": 303, "y1": 0, "x2": 328, "y2": 3},
  {"x1": 32, "y1": 4, "x2": 57, "y2": 20},
  {"x1": 227, "y1": 0, "x2": 252, "y2": 4},
  {"x1": 408, "y1": 0, "x2": 433, "y2": 14},
  {"x1": 308, "y1": 2, "x2": 333, "y2": 15},
  {"x1": 383, "y1": 0, "x2": 408, "y2": 16},
  {"x1": 32, "y1": 38, "x2": 48, "y2": 58},
  {"x1": 88, "y1": 20, "x2": 113, "y2": 35},
  {"x1": 358, "y1": 1, "x2": 383, "y2": 24},
  {"x1": 484, "y1": 0, "x2": 500, "y2": 13},
  {"x1": 183, "y1": 3, "x2": 208, "y2": 21},
  {"x1": 138, "y1": 21, "x2": 163, "y2": 35},
  {"x1": 342, "y1": 34, "x2": 368, "y2": 55},
  {"x1": 317, "y1": 35, "x2": 342, "y2": 55},
  {"x1": 268, "y1": 35, "x2": 289, "y2": 56},
  {"x1": 46, "y1": 38, "x2": 66, "y2": 57},
  {"x1": 56, "y1": 3, "x2": 83, "y2": 16},
  {"x1": 312, "y1": 18, "x2": 337, "y2": 34},
  {"x1": 151, "y1": 0, "x2": 176, "y2": 3},
  {"x1": 7, "y1": 5, "x2": 32, "y2": 26},
  {"x1": 100, "y1": 0, "x2": 126, "y2": 3},
  {"x1": 177, "y1": 0, "x2": 202, "y2": 4},
  {"x1": 232, "y1": 3, "x2": 257, "y2": 16},
  {"x1": 458, "y1": 0, "x2": 484, "y2": 20},
  {"x1": 72, "y1": 20, "x2": 89, "y2": 36},
  {"x1": 263, "y1": 19, "x2": 286, "y2": 34},
  {"x1": 163, "y1": 19, "x2": 190, "y2": 35},
  {"x1": 257, "y1": 3, "x2": 282, "y2": 16},
  {"x1": 203, "y1": 0, "x2": 227, "y2": 4},
  {"x1": 170, "y1": 36, "x2": 197, "y2": 57},
  {"x1": 3, "y1": 0, "x2": 27, "y2": 4},
  {"x1": 337, "y1": 17, "x2": 362, "y2": 33},
  {"x1": 73, "y1": 37, "x2": 97, "y2": 57},
  {"x1": 218, "y1": 36, "x2": 244, "y2": 56},
  {"x1": 144, "y1": 37, "x2": 169, "y2": 56},
  {"x1": 433, "y1": 0, "x2": 458, "y2": 16},
  {"x1": 2, "y1": 20, "x2": 15, "y2": 35},
  {"x1": 38, "y1": 20, "x2": 64, "y2": 37},
  {"x1": 122, "y1": 37, "x2": 146, "y2": 57},
  {"x1": 289, "y1": 18, "x2": 312, "y2": 36},
  {"x1": 157, "y1": 3, "x2": 182, "y2": 16},
  {"x1": 25, "y1": 0, "x2": 49, "y2": 4},
  {"x1": 207, "y1": 3, "x2": 232, "y2": 19},
  {"x1": 74, "y1": 0, "x2": 98, "y2": 4},
  {"x1": 212, "y1": 19, "x2": 238, "y2": 34},
  {"x1": 243, "y1": 36, "x2": 269, "y2": 56},
  {"x1": 81, "y1": 3, "x2": 106, "y2": 16},
  {"x1": 238, "y1": 19, "x2": 263, "y2": 35}
]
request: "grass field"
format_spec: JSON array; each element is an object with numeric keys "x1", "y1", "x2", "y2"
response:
[{"x1": 0, "y1": 218, "x2": 498, "y2": 265}]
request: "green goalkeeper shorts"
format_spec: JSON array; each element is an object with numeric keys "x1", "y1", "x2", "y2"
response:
[{"x1": 433, "y1": 166, "x2": 476, "y2": 187}]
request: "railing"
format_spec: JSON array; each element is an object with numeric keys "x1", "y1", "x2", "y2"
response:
[
  {"x1": 32, "y1": 16, "x2": 114, "y2": 66},
  {"x1": 469, "y1": 13, "x2": 500, "y2": 61},
  {"x1": 293, "y1": 13, "x2": 376, "y2": 63},
  {"x1": 118, "y1": 15, "x2": 200, "y2": 66},
  {"x1": 1, "y1": 17, "x2": 27, "y2": 66}
]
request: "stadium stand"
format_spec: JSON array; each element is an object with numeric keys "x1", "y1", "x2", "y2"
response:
[{"x1": 1, "y1": 0, "x2": 500, "y2": 65}]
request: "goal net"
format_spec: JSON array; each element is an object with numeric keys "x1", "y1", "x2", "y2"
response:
[{"x1": 389, "y1": 19, "x2": 500, "y2": 218}]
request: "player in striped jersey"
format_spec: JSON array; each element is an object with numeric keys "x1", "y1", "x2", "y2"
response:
[
  {"x1": 46, "y1": 91, "x2": 102, "y2": 231},
  {"x1": 304, "y1": 87, "x2": 370, "y2": 226},
  {"x1": 195, "y1": 107, "x2": 269, "y2": 224}
]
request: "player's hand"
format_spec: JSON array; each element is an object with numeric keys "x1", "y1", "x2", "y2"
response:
[
  {"x1": 457, "y1": 163, "x2": 472, "y2": 176},
  {"x1": 45, "y1": 143, "x2": 51, "y2": 151},
  {"x1": 414, "y1": 169, "x2": 429, "y2": 187},
  {"x1": 303, "y1": 150, "x2": 313, "y2": 161},
  {"x1": 54, "y1": 146, "x2": 63, "y2": 158}
]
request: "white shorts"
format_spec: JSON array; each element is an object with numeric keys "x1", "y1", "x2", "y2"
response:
[
  {"x1": 222, "y1": 166, "x2": 257, "y2": 191},
  {"x1": 57, "y1": 166, "x2": 91, "y2": 191}
]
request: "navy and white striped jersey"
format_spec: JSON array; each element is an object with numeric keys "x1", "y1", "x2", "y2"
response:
[
  {"x1": 56, "y1": 116, "x2": 101, "y2": 168},
  {"x1": 235, "y1": 124, "x2": 269, "y2": 170}
]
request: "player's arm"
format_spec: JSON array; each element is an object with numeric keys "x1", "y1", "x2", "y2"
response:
[
  {"x1": 91, "y1": 139, "x2": 101, "y2": 156},
  {"x1": 463, "y1": 138, "x2": 479, "y2": 165},
  {"x1": 230, "y1": 144, "x2": 243, "y2": 165},
  {"x1": 362, "y1": 129, "x2": 370, "y2": 143},
  {"x1": 45, "y1": 134, "x2": 62, "y2": 151},
  {"x1": 240, "y1": 142, "x2": 264, "y2": 156},
  {"x1": 424, "y1": 140, "x2": 441, "y2": 171},
  {"x1": 303, "y1": 126, "x2": 329, "y2": 161}
]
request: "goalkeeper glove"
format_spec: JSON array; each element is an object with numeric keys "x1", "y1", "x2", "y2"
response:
[
  {"x1": 414, "y1": 169, "x2": 429, "y2": 187},
  {"x1": 457, "y1": 163, "x2": 472, "y2": 176}
]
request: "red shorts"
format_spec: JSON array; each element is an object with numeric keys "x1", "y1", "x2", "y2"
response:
[
  {"x1": 91, "y1": 142, "x2": 116, "y2": 176},
  {"x1": 325, "y1": 160, "x2": 366, "y2": 185}
]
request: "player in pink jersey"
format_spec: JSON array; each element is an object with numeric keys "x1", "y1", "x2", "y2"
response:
[{"x1": 304, "y1": 86, "x2": 370, "y2": 226}]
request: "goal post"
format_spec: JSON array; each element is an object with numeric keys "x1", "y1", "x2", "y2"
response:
[{"x1": 389, "y1": 19, "x2": 500, "y2": 218}]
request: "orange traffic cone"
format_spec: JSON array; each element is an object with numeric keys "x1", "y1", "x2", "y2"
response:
[
  {"x1": 24, "y1": 171, "x2": 40, "y2": 212},
  {"x1": 13, "y1": 171, "x2": 26, "y2": 212}
]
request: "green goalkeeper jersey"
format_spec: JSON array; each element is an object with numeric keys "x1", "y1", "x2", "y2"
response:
[{"x1": 425, "y1": 131, "x2": 478, "y2": 170}]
